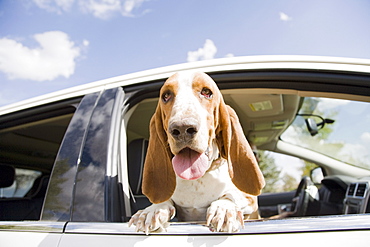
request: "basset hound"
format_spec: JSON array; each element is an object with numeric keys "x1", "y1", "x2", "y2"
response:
[{"x1": 129, "y1": 71, "x2": 265, "y2": 234}]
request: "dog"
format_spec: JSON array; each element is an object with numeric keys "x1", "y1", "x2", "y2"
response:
[{"x1": 129, "y1": 71, "x2": 265, "y2": 234}]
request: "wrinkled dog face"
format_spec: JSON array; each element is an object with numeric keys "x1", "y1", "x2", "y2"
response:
[{"x1": 159, "y1": 71, "x2": 221, "y2": 180}]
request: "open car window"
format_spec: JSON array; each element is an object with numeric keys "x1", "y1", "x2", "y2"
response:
[{"x1": 125, "y1": 90, "x2": 370, "y2": 224}]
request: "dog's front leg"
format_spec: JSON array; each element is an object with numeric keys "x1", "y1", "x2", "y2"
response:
[
  {"x1": 206, "y1": 192, "x2": 257, "y2": 233},
  {"x1": 206, "y1": 198, "x2": 244, "y2": 233},
  {"x1": 129, "y1": 200, "x2": 176, "y2": 234}
]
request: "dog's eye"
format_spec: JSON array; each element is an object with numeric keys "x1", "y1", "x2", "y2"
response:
[
  {"x1": 200, "y1": 88, "x2": 213, "y2": 99},
  {"x1": 162, "y1": 91, "x2": 173, "y2": 103}
]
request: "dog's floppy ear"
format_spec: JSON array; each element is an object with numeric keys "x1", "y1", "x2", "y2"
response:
[
  {"x1": 217, "y1": 102, "x2": 265, "y2": 196},
  {"x1": 142, "y1": 104, "x2": 176, "y2": 204}
]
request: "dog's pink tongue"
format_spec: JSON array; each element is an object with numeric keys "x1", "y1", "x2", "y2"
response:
[{"x1": 172, "y1": 148, "x2": 208, "y2": 180}]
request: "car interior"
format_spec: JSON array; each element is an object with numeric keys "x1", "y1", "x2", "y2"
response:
[
  {"x1": 125, "y1": 87, "x2": 370, "y2": 220},
  {"x1": 0, "y1": 84, "x2": 369, "y2": 223}
]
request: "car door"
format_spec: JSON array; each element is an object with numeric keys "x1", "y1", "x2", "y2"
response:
[
  {"x1": 0, "y1": 94, "x2": 93, "y2": 246},
  {"x1": 0, "y1": 87, "x2": 126, "y2": 247}
]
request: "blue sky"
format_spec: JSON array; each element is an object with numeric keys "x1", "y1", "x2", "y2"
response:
[{"x1": 1, "y1": 0, "x2": 370, "y2": 106}]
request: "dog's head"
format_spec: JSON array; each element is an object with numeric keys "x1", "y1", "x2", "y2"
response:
[{"x1": 142, "y1": 71, "x2": 265, "y2": 203}]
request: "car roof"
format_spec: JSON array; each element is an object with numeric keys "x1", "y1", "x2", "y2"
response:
[{"x1": 1, "y1": 55, "x2": 370, "y2": 116}]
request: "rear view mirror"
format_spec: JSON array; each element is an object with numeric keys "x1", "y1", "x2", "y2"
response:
[
  {"x1": 305, "y1": 118, "x2": 318, "y2": 136},
  {"x1": 298, "y1": 114, "x2": 335, "y2": 136}
]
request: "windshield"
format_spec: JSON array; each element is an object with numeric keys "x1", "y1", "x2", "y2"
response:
[{"x1": 281, "y1": 97, "x2": 370, "y2": 170}]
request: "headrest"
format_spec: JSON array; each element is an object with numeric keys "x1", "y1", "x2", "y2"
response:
[
  {"x1": 127, "y1": 139, "x2": 148, "y2": 195},
  {"x1": 0, "y1": 164, "x2": 15, "y2": 188}
]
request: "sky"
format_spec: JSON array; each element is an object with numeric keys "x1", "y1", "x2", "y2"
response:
[{"x1": 1, "y1": 0, "x2": 370, "y2": 107}]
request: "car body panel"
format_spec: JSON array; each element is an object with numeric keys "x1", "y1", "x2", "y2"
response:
[
  {"x1": 1, "y1": 217, "x2": 370, "y2": 246},
  {"x1": 0, "y1": 221, "x2": 65, "y2": 247},
  {"x1": 57, "y1": 231, "x2": 370, "y2": 247},
  {"x1": 63, "y1": 214, "x2": 370, "y2": 235},
  {"x1": 1, "y1": 232, "x2": 62, "y2": 247},
  {"x1": 61, "y1": 215, "x2": 370, "y2": 247}
]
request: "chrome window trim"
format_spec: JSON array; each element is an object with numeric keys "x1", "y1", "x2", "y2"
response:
[
  {"x1": 0, "y1": 221, "x2": 65, "y2": 233},
  {"x1": 64, "y1": 214, "x2": 370, "y2": 235}
]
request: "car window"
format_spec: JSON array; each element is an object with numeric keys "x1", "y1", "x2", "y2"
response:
[
  {"x1": 0, "y1": 103, "x2": 77, "y2": 221},
  {"x1": 0, "y1": 168, "x2": 42, "y2": 198},
  {"x1": 281, "y1": 97, "x2": 370, "y2": 171},
  {"x1": 258, "y1": 150, "x2": 318, "y2": 193},
  {"x1": 124, "y1": 90, "x2": 370, "y2": 228}
]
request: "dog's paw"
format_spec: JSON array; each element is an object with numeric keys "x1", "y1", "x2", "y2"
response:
[
  {"x1": 206, "y1": 199, "x2": 244, "y2": 233},
  {"x1": 128, "y1": 202, "x2": 176, "y2": 235}
]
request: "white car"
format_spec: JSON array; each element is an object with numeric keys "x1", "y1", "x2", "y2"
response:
[{"x1": 1, "y1": 56, "x2": 370, "y2": 246}]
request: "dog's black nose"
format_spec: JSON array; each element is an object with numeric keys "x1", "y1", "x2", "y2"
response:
[{"x1": 169, "y1": 121, "x2": 199, "y2": 141}]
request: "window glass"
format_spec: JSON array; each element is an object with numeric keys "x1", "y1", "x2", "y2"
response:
[
  {"x1": 281, "y1": 97, "x2": 370, "y2": 171},
  {"x1": 258, "y1": 150, "x2": 318, "y2": 193},
  {"x1": 0, "y1": 168, "x2": 41, "y2": 198}
]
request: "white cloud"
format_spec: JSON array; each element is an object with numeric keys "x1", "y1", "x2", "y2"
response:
[
  {"x1": 317, "y1": 98, "x2": 350, "y2": 112},
  {"x1": 79, "y1": 0, "x2": 122, "y2": 19},
  {"x1": 33, "y1": 0, "x2": 75, "y2": 14},
  {"x1": 187, "y1": 39, "x2": 217, "y2": 62},
  {"x1": 122, "y1": 0, "x2": 147, "y2": 16},
  {"x1": 0, "y1": 31, "x2": 81, "y2": 81},
  {"x1": 279, "y1": 12, "x2": 292, "y2": 22},
  {"x1": 269, "y1": 151, "x2": 304, "y2": 181},
  {"x1": 361, "y1": 132, "x2": 370, "y2": 144},
  {"x1": 83, "y1": 39, "x2": 90, "y2": 47},
  {"x1": 339, "y1": 143, "x2": 370, "y2": 165},
  {"x1": 32, "y1": 0, "x2": 149, "y2": 19}
]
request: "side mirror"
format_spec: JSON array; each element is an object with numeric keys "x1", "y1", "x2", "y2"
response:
[{"x1": 311, "y1": 167, "x2": 324, "y2": 184}]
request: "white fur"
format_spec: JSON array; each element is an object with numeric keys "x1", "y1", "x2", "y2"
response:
[
  {"x1": 172, "y1": 159, "x2": 254, "y2": 221},
  {"x1": 167, "y1": 71, "x2": 210, "y2": 155}
]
